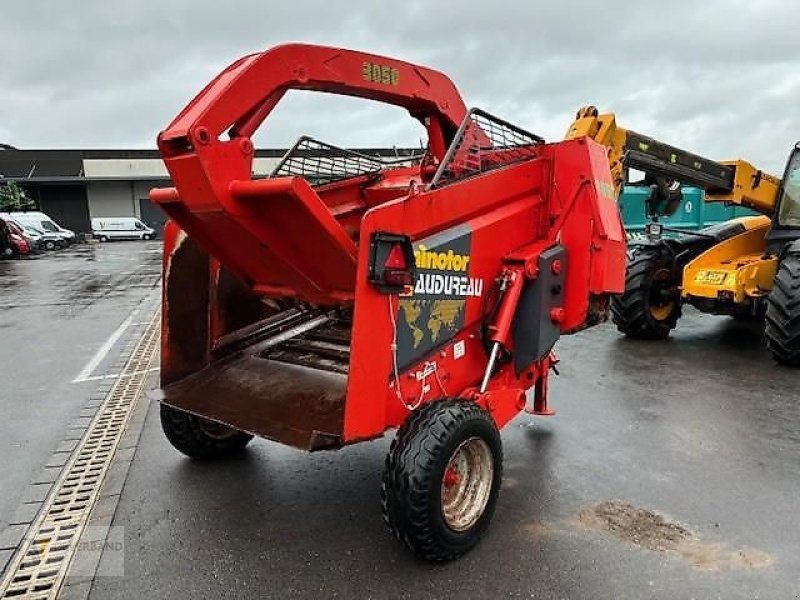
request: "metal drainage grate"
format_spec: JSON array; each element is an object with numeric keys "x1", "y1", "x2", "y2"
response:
[{"x1": 0, "y1": 311, "x2": 160, "y2": 599}]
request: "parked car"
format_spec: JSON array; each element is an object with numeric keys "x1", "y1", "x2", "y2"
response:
[
  {"x1": 0, "y1": 218, "x2": 13, "y2": 258},
  {"x1": 4, "y1": 219, "x2": 39, "y2": 253},
  {"x1": 8, "y1": 232, "x2": 30, "y2": 256},
  {"x1": 1, "y1": 214, "x2": 70, "y2": 253},
  {"x1": 91, "y1": 217, "x2": 156, "y2": 241},
  {"x1": 7, "y1": 211, "x2": 76, "y2": 244},
  {"x1": 21, "y1": 223, "x2": 68, "y2": 251}
]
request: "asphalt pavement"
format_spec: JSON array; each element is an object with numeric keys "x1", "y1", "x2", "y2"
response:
[
  {"x1": 94, "y1": 305, "x2": 800, "y2": 598},
  {"x1": 3, "y1": 244, "x2": 800, "y2": 599},
  {"x1": 0, "y1": 242, "x2": 160, "y2": 536}
]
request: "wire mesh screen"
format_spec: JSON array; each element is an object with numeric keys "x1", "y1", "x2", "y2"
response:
[
  {"x1": 430, "y1": 108, "x2": 544, "y2": 188},
  {"x1": 270, "y1": 136, "x2": 421, "y2": 186}
]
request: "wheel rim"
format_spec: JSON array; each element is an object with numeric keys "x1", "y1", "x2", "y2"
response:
[
  {"x1": 195, "y1": 417, "x2": 240, "y2": 441},
  {"x1": 649, "y1": 267, "x2": 676, "y2": 321},
  {"x1": 440, "y1": 437, "x2": 494, "y2": 532}
]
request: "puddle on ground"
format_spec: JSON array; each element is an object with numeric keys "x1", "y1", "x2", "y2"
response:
[
  {"x1": 501, "y1": 477, "x2": 519, "y2": 489},
  {"x1": 573, "y1": 501, "x2": 772, "y2": 571}
]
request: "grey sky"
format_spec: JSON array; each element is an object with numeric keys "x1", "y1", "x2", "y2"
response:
[{"x1": 1, "y1": 0, "x2": 798, "y2": 173}]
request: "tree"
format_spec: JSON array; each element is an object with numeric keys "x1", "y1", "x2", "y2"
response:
[{"x1": 0, "y1": 181, "x2": 36, "y2": 212}]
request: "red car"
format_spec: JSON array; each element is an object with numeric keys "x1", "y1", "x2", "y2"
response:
[
  {"x1": 0, "y1": 219, "x2": 11, "y2": 258},
  {"x1": 9, "y1": 232, "x2": 30, "y2": 256}
]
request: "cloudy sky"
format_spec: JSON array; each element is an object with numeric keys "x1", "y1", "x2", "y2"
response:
[{"x1": 1, "y1": 0, "x2": 798, "y2": 172}]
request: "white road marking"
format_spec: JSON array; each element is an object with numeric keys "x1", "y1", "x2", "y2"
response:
[
  {"x1": 0, "y1": 313, "x2": 161, "y2": 598},
  {"x1": 72, "y1": 310, "x2": 137, "y2": 383},
  {"x1": 77, "y1": 367, "x2": 160, "y2": 382}
]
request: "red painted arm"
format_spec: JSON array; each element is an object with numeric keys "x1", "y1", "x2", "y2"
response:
[{"x1": 157, "y1": 43, "x2": 469, "y2": 161}]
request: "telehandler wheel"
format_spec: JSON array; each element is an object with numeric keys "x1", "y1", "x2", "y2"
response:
[
  {"x1": 160, "y1": 404, "x2": 254, "y2": 459},
  {"x1": 765, "y1": 252, "x2": 800, "y2": 366},
  {"x1": 611, "y1": 245, "x2": 681, "y2": 339},
  {"x1": 381, "y1": 399, "x2": 502, "y2": 562}
]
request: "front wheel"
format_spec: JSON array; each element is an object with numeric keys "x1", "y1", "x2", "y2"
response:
[
  {"x1": 611, "y1": 245, "x2": 682, "y2": 339},
  {"x1": 381, "y1": 399, "x2": 502, "y2": 562},
  {"x1": 765, "y1": 252, "x2": 800, "y2": 366},
  {"x1": 160, "y1": 404, "x2": 254, "y2": 459}
]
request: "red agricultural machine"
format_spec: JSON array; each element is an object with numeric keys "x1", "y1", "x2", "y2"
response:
[{"x1": 151, "y1": 43, "x2": 626, "y2": 560}]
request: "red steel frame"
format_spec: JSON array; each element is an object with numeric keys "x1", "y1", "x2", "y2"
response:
[{"x1": 152, "y1": 43, "x2": 626, "y2": 448}]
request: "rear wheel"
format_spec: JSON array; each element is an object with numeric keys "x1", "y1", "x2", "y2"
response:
[
  {"x1": 160, "y1": 404, "x2": 254, "y2": 459},
  {"x1": 381, "y1": 399, "x2": 502, "y2": 562},
  {"x1": 611, "y1": 245, "x2": 681, "y2": 339},
  {"x1": 44, "y1": 240, "x2": 56, "y2": 251},
  {"x1": 97, "y1": 235, "x2": 108, "y2": 242},
  {"x1": 765, "y1": 252, "x2": 800, "y2": 366}
]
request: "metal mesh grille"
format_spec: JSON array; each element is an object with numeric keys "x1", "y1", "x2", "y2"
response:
[
  {"x1": 270, "y1": 136, "x2": 421, "y2": 186},
  {"x1": 430, "y1": 108, "x2": 544, "y2": 188},
  {"x1": 0, "y1": 312, "x2": 160, "y2": 599}
]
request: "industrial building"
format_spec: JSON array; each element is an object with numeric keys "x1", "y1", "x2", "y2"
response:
[{"x1": 0, "y1": 145, "x2": 415, "y2": 234}]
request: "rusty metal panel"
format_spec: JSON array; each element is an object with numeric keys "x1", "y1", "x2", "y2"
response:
[{"x1": 157, "y1": 355, "x2": 345, "y2": 451}]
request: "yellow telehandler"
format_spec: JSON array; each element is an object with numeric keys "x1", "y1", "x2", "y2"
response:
[{"x1": 566, "y1": 107, "x2": 800, "y2": 365}]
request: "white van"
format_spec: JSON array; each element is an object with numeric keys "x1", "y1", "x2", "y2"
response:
[
  {"x1": 9, "y1": 211, "x2": 76, "y2": 244},
  {"x1": 91, "y1": 217, "x2": 156, "y2": 241}
]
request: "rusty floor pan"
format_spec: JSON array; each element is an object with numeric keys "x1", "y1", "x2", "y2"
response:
[{"x1": 156, "y1": 353, "x2": 346, "y2": 450}]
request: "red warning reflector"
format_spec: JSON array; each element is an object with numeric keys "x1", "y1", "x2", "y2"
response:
[
  {"x1": 384, "y1": 243, "x2": 408, "y2": 270},
  {"x1": 368, "y1": 232, "x2": 416, "y2": 294}
]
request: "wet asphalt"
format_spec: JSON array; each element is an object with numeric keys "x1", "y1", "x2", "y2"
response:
[
  {"x1": 4, "y1": 244, "x2": 800, "y2": 599},
  {"x1": 95, "y1": 297, "x2": 799, "y2": 597},
  {"x1": 0, "y1": 242, "x2": 161, "y2": 534}
]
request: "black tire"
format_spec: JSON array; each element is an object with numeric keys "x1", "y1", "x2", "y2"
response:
[
  {"x1": 381, "y1": 399, "x2": 502, "y2": 562},
  {"x1": 611, "y1": 245, "x2": 681, "y2": 339},
  {"x1": 97, "y1": 235, "x2": 107, "y2": 242},
  {"x1": 44, "y1": 240, "x2": 56, "y2": 251},
  {"x1": 765, "y1": 252, "x2": 800, "y2": 366},
  {"x1": 160, "y1": 404, "x2": 254, "y2": 459}
]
